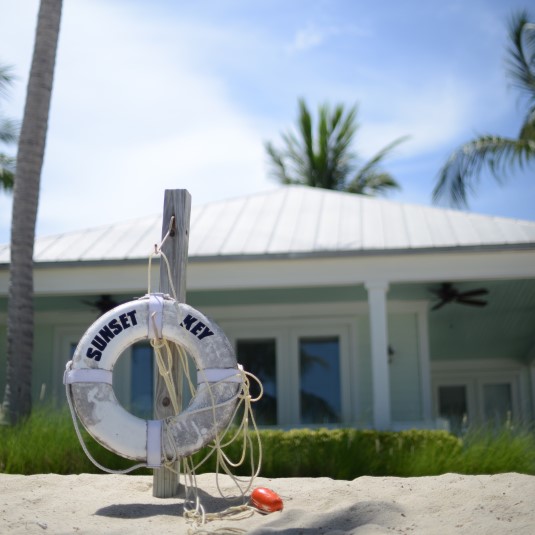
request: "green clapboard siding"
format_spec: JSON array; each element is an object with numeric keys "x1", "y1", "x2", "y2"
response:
[
  {"x1": 389, "y1": 313, "x2": 422, "y2": 421},
  {"x1": 188, "y1": 286, "x2": 368, "y2": 308}
]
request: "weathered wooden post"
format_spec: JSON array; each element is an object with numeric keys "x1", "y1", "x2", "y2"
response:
[{"x1": 153, "y1": 189, "x2": 191, "y2": 498}]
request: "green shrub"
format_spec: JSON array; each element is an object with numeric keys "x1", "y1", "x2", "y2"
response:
[
  {"x1": 1, "y1": 408, "x2": 534, "y2": 477},
  {"x1": 239, "y1": 428, "x2": 463, "y2": 478}
]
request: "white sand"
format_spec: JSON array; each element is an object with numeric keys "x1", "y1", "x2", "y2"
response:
[{"x1": 1, "y1": 472, "x2": 534, "y2": 534}]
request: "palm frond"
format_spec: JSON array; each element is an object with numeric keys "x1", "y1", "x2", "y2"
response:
[
  {"x1": 265, "y1": 98, "x2": 406, "y2": 196},
  {"x1": 346, "y1": 171, "x2": 401, "y2": 195},
  {"x1": 505, "y1": 11, "x2": 535, "y2": 104},
  {"x1": 324, "y1": 105, "x2": 356, "y2": 190},
  {"x1": 0, "y1": 153, "x2": 15, "y2": 191},
  {"x1": 519, "y1": 105, "x2": 535, "y2": 140},
  {"x1": 353, "y1": 135, "x2": 409, "y2": 185},
  {"x1": 321, "y1": 103, "x2": 355, "y2": 190},
  {"x1": 433, "y1": 135, "x2": 535, "y2": 206},
  {"x1": 265, "y1": 141, "x2": 292, "y2": 184},
  {"x1": 0, "y1": 118, "x2": 19, "y2": 144},
  {"x1": 0, "y1": 63, "x2": 16, "y2": 98},
  {"x1": 0, "y1": 64, "x2": 18, "y2": 146},
  {"x1": 434, "y1": 11, "x2": 535, "y2": 208}
]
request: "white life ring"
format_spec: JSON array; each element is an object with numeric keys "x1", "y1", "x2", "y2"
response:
[{"x1": 64, "y1": 293, "x2": 242, "y2": 467}]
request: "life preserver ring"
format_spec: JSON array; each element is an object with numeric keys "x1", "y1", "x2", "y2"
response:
[{"x1": 63, "y1": 293, "x2": 242, "y2": 467}]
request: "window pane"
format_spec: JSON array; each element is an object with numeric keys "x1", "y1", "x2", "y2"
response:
[
  {"x1": 438, "y1": 385, "x2": 467, "y2": 434},
  {"x1": 483, "y1": 383, "x2": 512, "y2": 425},
  {"x1": 130, "y1": 343, "x2": 154, "y2": 420},
  {"x1": 237, "y1": 339, "x2": 277, "y2": 425},
  {"x1": 299, "y1": 337, "x2": 341, "y2": 424}
]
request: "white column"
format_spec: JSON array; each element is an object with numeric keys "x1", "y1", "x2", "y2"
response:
[
  {"x1": 418, "y1": 307, "x2": 433, "y2": 422},
  {"x1": 365, "y1": 281, "x2": 391, "y2": 429}
]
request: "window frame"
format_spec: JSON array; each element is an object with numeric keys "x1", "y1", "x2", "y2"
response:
[
  {"x1": 432, "y1": 361, "x2": 523, "y2": 428},
  {"x1": 219, "y1": 304, "x2": 357, "y2": 427}
]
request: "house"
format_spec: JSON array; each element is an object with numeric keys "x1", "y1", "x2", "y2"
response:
[{"x1": 1, "y1": 185, "x2": 535, "y2": 432}]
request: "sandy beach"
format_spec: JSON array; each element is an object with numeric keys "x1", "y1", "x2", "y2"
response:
[{"x1": 1, "y1": 472, "x2": 534, "y2": 534}]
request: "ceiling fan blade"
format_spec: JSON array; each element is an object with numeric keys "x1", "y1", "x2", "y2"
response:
[
  {"x1": 458, "y1": 288, "x2": 489, "y2": 298},
  {"x1": 457, "y1": 298, "x2": 487, "y2": 307},
  {"x1": 430, "y1": 284, "x2": 456, "y2": 310},
  {"x1": 81, "y1": 295, "x2": 119, "y2": 314},
  {"x1": 431, "y1": 300, "x2": 448, "y2": 311}
]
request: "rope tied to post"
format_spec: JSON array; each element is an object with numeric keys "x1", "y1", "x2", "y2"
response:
[
  {"x1": 64, "y1": 212, "x2": 265, "y2": 533},
  {"x1": 148, "y1": 230, "x2": 264, "y2": 529}
]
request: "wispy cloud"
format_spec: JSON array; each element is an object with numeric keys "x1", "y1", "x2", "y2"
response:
[
  {"x1": 289, "y1": 24, "x2": 327, "y2": 52},
  {"x1": 288, "y1": 22, "x2": 368, "y2": 53},
  {"x1": 0, "y1": 0, "x2": 274, "y2": 240}
]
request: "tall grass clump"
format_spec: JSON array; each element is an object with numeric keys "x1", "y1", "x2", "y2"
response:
[
  {"x1": 0, "y1": 405, "x2": 150, "y2": 475},
  {"x1": 451, "y1": 424, "x2": 535, "y2": 475},
  {"x1": 1, "y1": 406, "x2": 534, "y2": 477}
]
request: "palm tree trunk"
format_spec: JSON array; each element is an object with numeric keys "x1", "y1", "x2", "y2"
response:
[{"x1": 1, "y1": 0, "x2": 62, "y2": 425}]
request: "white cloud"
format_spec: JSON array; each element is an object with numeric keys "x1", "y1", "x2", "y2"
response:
[
  {"x1": 289, "y1": 24, "x2": 326, "y2": 52},
  {"x1": 37, "y1": 120, "x2": 268, "y2": 233},
  {"x1": 287, "y1": 22, "x2": 367, "y2": 54},
  {"x1": 0, "y1": 0, "x2": 274, "y2": 242}
]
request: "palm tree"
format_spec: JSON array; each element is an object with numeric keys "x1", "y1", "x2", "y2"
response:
[
  {"x1": 265, "y1": 98, "x2": 408, "y2": 196},
  {"x1": 1, "y1": 0, "x2": 63, "y2": 425},
  {"x1": 0, "y1": 63, "x2": 18, "y2": 191},
  {"x1": 433, "y1": 10, "x2": 535, "y2": 207}
]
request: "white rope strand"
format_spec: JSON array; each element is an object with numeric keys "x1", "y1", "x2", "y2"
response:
[{"x1": 64, "y1": 364, "x2": 148, "y2": 474}]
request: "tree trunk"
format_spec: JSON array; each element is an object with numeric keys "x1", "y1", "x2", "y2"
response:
[{"x1": 1, "y1": 0, "x2": 62, "y2": 425}]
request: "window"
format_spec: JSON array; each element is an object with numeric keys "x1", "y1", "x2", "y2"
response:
[
  {"x1": 54, "y1": 327, "x2": 90, "y2": 405},
  {"x1": 237, "y1": 339, "x2": 277, "y2": 425},
  {"x1": 299, "y1": 337, "x2": 341, "y2": 424},
  {"x1": 221, "y1": 309, "x2": 354, "y2": 427},
  {"x1": 438, "y1": 385, "x2": 467, "y2": 435},
  {"x1": 433, "y1": 367, "x2": 520, "y2": 432},
  {"x1": 483, "y1": 383, "x2": 512, "y2": 425}
]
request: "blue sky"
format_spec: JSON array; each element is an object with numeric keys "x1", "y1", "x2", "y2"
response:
[{"x1": 0, "y1": 0, "x2": 533, "y2": 244}]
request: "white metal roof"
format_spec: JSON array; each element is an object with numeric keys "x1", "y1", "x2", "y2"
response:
[{"x1": 1, "y1": 185, "x2": 535, "y2": 264}]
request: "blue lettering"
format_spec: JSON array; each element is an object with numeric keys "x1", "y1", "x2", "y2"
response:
[{"x1": 86, "y1": 347, "x2": 102, "y2": 361}]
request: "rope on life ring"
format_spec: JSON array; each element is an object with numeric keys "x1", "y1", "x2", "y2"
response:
[{"x1": 63, "y1": 293, "x2": 242, "y2": 468}]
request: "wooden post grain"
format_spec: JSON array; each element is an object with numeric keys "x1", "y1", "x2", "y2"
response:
[{"x1": 153, "y1": 189, "x2": 191, "y2": 498}]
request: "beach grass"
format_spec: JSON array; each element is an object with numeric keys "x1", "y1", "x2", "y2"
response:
[
  {"x1": 0, "y1": 406, "x2": 151, "y2": 475},
  {"x1": 1, "y1": 406, "x2": 534, "y2": 477}
]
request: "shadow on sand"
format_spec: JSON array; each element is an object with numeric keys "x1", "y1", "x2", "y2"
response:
[
  {"x1": 95, "y1": 485, "x2": 245, "y2": 520},
  {"x1": 246, "y1": 500, "x2": 405, "y2": 534}
]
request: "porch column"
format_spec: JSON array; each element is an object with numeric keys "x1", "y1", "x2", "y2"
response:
[{"x1": 365, "y1": 281, "x2": 391, "y2": 429}]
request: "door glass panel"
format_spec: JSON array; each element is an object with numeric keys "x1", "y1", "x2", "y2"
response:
[
  {"x1": 438, "y1": 385, "x2": 467, "y2": 434},
  {"x1": 236, "y1": 339, "x2": 277, "y2": 425},
  {"x1": 483, "y1": 383, "x2": 512, "y2": 425},
  {"x1": 299, "y1": 336, "x2": 341, "y2": 424}
]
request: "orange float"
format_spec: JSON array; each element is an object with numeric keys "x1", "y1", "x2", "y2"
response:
[{"x1": 250, "y1": 487, "x2": 284, "y2": 513}]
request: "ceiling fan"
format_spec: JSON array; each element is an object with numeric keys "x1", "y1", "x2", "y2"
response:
[
  {"x1": 82, "y1": 294, "x2": 119, "y2": 315},
  {"x1": 430, "y1": 283, "x2": 489, "y2": 311}
]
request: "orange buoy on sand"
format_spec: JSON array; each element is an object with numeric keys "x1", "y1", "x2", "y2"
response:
[{"x1": 250, "y1": 487, "x2": 284, "y2": 513}]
